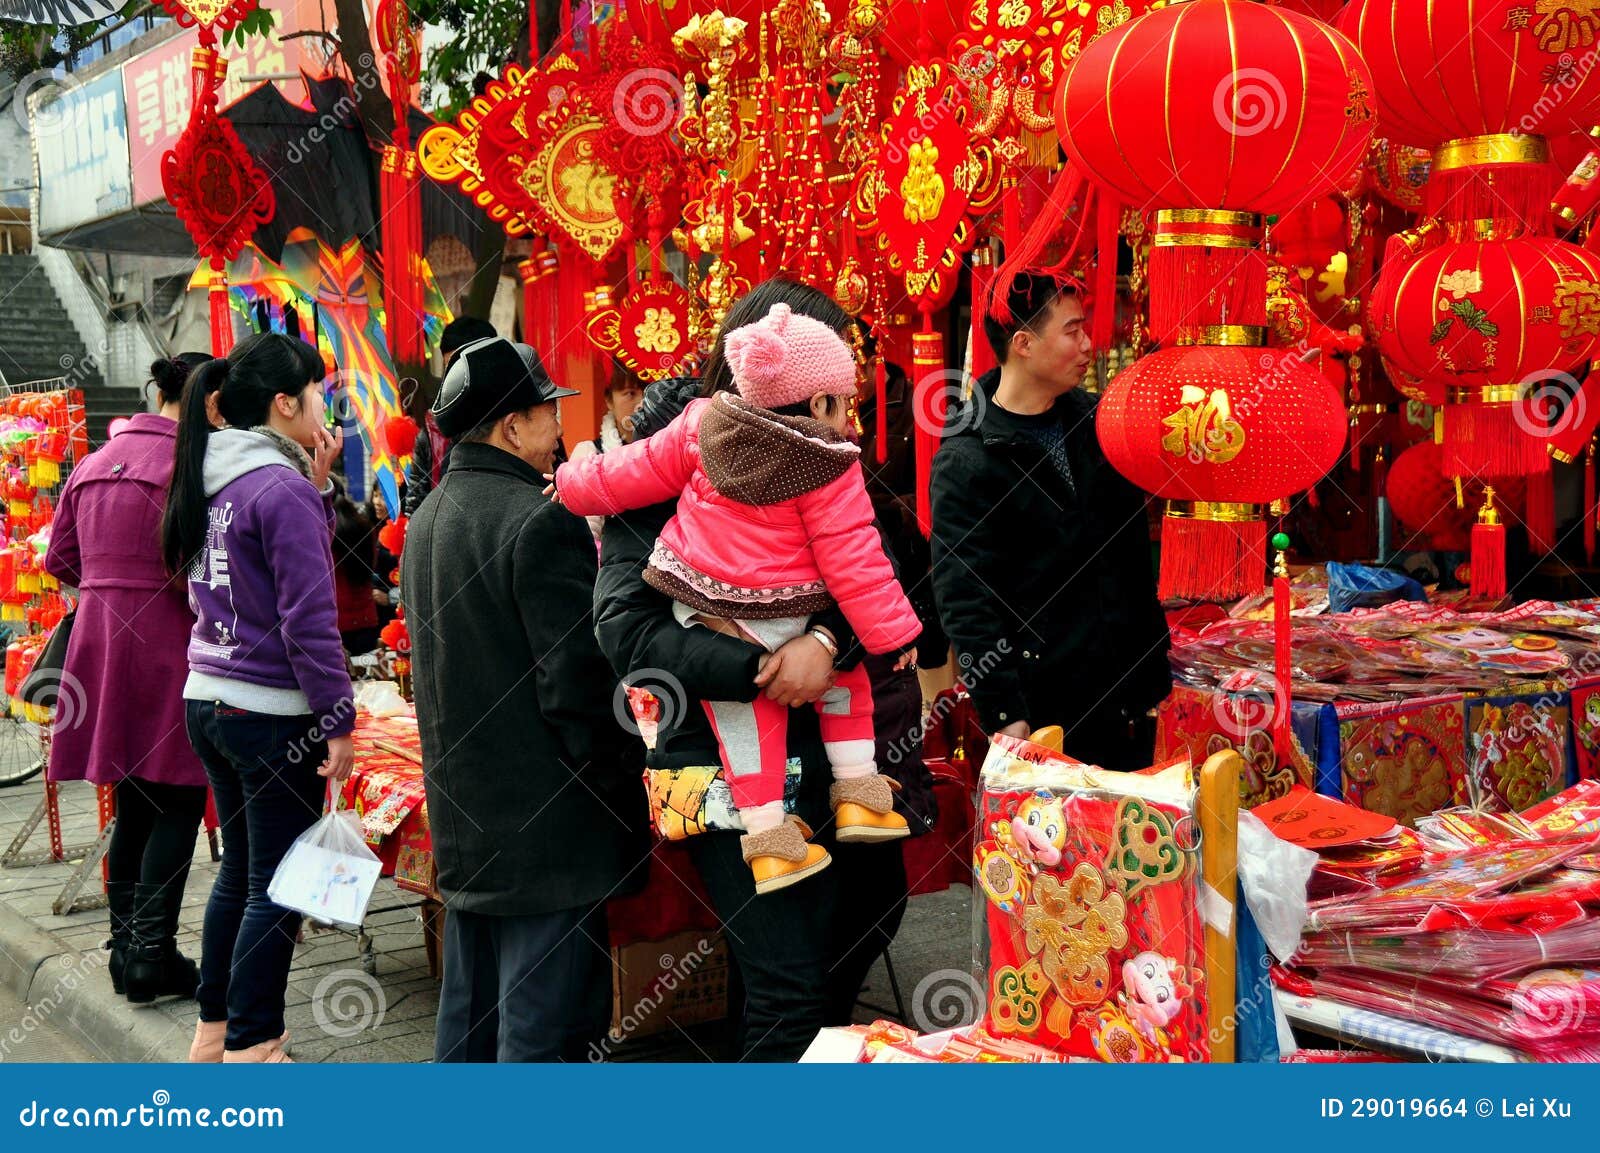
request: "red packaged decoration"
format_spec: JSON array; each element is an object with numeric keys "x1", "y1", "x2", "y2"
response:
[{"x1": 974, "y1": 736, "x2": 1209, "y2": 1062}]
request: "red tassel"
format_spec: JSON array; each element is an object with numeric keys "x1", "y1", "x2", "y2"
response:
[
  {"x1": 1092, "y1": 193, "x2": 1119, "y2": 353},
  {"x1": 1426, "y1": 160, "x2": 1560, "y2": 236},
  {"x1": 912, "y1": 314, "x2": 944, "y2": 537},
  {"x1": 969, "y1": 245, "x2": 996, "y2": 381},
  {"x1": 1147, "y1": 247, "x2": 1268, "y2": 343},
  {"x1": 1157, "y1": 511, "x2": 1266, "y2": 602},
  {"x1": 383, "y1": 414, "x2": 419, "y2": 458},
  {"x1": 208, "y1": 257, "x2": 232, "y2": 356},
  {"x1": 1526, "y1": 466, "x2": 1557, "y2": 553},
  {"x1": 1470, "y1": 491, "x2": 1508, "y2": 600},
  {"x1": 1442, "y1": 401, "x2": 1548, "y2": 478},
  {"x1": 1272, "y1": 563, "x2": 1293, "y2": 762},
  {"x1": 989, "y1": 165, "x2": 1090, "y2": 324}
]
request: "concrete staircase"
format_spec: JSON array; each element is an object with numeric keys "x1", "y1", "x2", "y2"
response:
[{"x1": 0, "y1": 254, "x2": 132, "y2": 448}]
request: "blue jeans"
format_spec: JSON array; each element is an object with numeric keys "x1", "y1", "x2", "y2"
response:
[{"x1": 186, "y1": 700, "x2": 325, "y2": 1050}]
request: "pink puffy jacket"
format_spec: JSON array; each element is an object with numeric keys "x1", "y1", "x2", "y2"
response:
[{"x1": 555, "y1": 394, "x2": 921, "y2": 655}]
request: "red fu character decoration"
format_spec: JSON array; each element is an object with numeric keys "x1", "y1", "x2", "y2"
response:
[{"x1": 156, "y1": 0, "x2": 275, "y2": 357}]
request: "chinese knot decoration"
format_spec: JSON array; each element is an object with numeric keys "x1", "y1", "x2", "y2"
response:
[{"x1": 156, "y1": 0, "x2": 274, "y2": 356}]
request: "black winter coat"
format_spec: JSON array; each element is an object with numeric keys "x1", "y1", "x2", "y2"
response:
[
  {"x1": 929, "y1": 370, "x2": 1171, "y2": 736},
  {"x1": 402, "y1": 442, "x2": 646, "y2": 916}
]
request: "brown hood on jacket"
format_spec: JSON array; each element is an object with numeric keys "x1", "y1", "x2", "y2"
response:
[{"x1": 698, "y1": 392, "x2": 860, "y2": 506}]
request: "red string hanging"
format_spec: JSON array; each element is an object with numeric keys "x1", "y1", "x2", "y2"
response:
[
  {"x1": 1272, "y1": 545, "x2": 1293, "y2": 763},
  {"x1": 1091, "y1": 192, "x2": 1120, "y2": 354},
  {"x1": 1525, "y1": 467, "x2": 1557, "y2": 554},
  {"x1": 208, "y1": 256, "x2": 232, "y2": 356},
  {"x1": 874, "y1": 350, "x2": 889, "y2": 466}
]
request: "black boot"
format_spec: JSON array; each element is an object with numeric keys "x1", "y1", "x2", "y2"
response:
[
  {"x1": 123, "y1": 881, "x2": 199, "y2": 1004},
  {"x1": 104, "y1": 880, "x2": 135, "y2": 996}
]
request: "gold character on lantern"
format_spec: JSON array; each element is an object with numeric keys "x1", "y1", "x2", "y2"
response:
[
  {"x1": 997, "y1": 0, "x2": 1032, "y2": 28},
  {"x1": 559, "y1": 161, "x2": 616, "y2": 217},
  {"x1": 901, "y1": 138, "x2": 947, "y2": 224},
  {"x1": 1554, "y1": 277, "x2": 1600, "y2": 340},
  {"x1": 1531, "y1": 2, "x2": 1600, "y2": 54},
  {"x1": 1162, "y1": 385, "x2": 1246, "y2": 465},
  {"x1": 634, "y1": 308, "x2": 681, "y2": 354},
  {"x1": 1505, "y1": 5, "x2": 1534, "y2": 30}
]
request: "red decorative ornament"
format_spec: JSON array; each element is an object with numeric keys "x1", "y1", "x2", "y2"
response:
[
  {"x1": 382, "y1": 414, "x2": 419, "y2": 459},
  {"x1": 377, "y1": 515, "x2": 409, "y2": 557},
  {"x1": 1371, "y1": 236, "x2": 1600, "y2": 478},
  {"x1": 1338, "y1": 0, "x2": 1600, "y2": 149},
  {"x1": 1270, "y1": 197, "x2": 1345, "y2": 275},
  {"x1": 1057, "y1": 0, "x2": 1374, "y2": 217},
  {"x1": 160, "y1": 110, "x2": 274, "y2": 264},
  {"x1": 380, "y1": 619, "x2": 411, "y2": 655},
  {"x1": 376, "y1": 0, "x2": 426, "y2": 368},
  {"x1": 585, "y1": 279, "x2": 696, "y2": 382},
  {"x1": 1096, "y1": 344, "x2": 1347, "y2": 600},
  {"x1": 154, "y1": 0, "x2": 260, "y2": 33}
]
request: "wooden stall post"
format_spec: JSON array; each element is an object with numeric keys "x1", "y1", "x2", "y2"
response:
[{"x1": 1198, "y1": 749, "x2": 1241, "y2": 1063}]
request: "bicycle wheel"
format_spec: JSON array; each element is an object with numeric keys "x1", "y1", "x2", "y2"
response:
[{"x1": 0, "y1": 713, "x2": 45, "y2": 788}]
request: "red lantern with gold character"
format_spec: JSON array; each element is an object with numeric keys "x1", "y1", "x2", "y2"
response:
[{"x1": 1096, "y1": 344, "x2": 1347, "y2": 601}]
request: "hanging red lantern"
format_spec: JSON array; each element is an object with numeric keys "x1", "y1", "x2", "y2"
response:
[
  {"x1": 1270, "y1": 196, "x2": 1345, "y2": 275},
  {"x1": 1370, "y1": 236, "x2": 1600, "y2": 476},
  {"x1": 1339, "y1": 0, "x2": 1600, "y2": 149},
  {"x1": 881, "y1": 0, "x2": 965, "y2": 64},
  {"x1": 1096, "y1": 343, "x2": 1347, "y2": 600},
  {"x1": 1339, "y1": 0, "x2": 1600, "y2": 227},
  {"x1": 1056, "y1": 0, "x2": 1375, "y2": 217}
]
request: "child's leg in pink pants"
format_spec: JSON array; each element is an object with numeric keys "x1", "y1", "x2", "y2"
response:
[
  {"x1": 703, "y1": 696, "x2": 791, "y2": 834},
  {"x1": 816, "y1": 664, "x2": 877, "y2": 780}
]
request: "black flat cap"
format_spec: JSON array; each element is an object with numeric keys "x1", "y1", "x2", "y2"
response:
[{"x1": 431, "y1": 338, "x2": 579, "y2": 438}]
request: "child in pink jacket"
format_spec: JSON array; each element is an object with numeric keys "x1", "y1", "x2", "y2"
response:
[{"x1": 553, "y1": 303, "x2": 921, "y2": 893}]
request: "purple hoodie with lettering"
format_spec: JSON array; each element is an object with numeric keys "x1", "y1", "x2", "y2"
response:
[{"x1": 181, "y1": 427, "x2": 355, "y2": 736}]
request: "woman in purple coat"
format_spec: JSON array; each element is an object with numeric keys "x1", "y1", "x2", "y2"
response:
[{"x1": 46, "y1": 353, "x2": 212, "y2": 1004}]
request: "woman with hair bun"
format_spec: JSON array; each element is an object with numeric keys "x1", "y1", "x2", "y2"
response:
[{"x1": 45, "y1": 352, "x2": 213, "y2": 1007}]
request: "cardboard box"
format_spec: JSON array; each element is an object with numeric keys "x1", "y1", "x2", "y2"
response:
[{"x1": 609, "y1": 930, "x2": 729, "y2": 1042}]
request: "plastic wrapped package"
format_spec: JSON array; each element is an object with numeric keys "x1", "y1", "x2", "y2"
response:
[{"x1": 972, "y1": 735, "x2": 1210, "y2": 1062}]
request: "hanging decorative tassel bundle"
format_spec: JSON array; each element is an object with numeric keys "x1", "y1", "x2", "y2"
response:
[
  {"x1": 912, "y1": 315, "x2": 944, "y2": 537},
  {"x1": 1091, "y1": 193, "x2": 1120, "y2": 355},
  {"x1": 1426, "y1": 133, "x2": 1559, "y2": 237},
  {"x1": 1157, "y1": 502, "x2": 1267, "y2": 602},
  {"x1": 969, "y1": 241, "x2": 996, "y2": 381},
  {"x1": 1470, "y1": 487, "x2": 1508, "y2": 600},
  {"x1": 1147, "y1": 210, "x2": 1266, "y2": 345},
  {"x1": 1441, "y1": 389, "x2": 1551, "y2": 478},
  {"x1": 1552, "y1": 129, "x2": 1600, "y2": 229}
]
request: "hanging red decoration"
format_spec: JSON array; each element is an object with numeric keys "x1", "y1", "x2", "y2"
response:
[
  {"x1": 153, "y1": 0, "x2": 259, "y2": 32},
  {"x1": 1096, "y1": 343, "x2": 1347, "y2": 600},
  {"x1": 1057, "y1": 0, "x2": 1374, "y2": 218},
  {"x1": 375, "y1": 0, "x2": 426, "y2": 369},
  {"x1": 584, "y1": 279, "x2": 697, "y2": 382},
  {"x1": 1338, "y1": 0, "x2": 1600, "y2": 149},
  {"x1": 382, "y1": 414, "x2": 419, "y2": 459}
]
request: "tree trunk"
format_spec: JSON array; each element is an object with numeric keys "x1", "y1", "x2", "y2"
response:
[
  {"x1": 332, "y1": 0, "x2": 394, "y2": 147},
  {"x1": 460, "y1": 217, "x2": 504, "y2": 322}
]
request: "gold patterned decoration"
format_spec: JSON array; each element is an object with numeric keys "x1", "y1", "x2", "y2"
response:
[
  {"x1": 1161, "y1": 385, "x2": 1247, "y2": 465},
  {"x1": 1105, "y1": 798, "x2": 1188, "y2": 898}
]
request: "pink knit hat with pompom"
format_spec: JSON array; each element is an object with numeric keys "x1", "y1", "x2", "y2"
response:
[{"x1": 723, "y1": 303, "x2": 858, "y2": 411}]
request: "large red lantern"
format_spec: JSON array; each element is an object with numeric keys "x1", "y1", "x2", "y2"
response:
[
  {"x1": 1370, "y1": 236, "x2": 1600, "y2": 477},
  {"x1": 1056, "y1": 0, "x2": 1374, "y2": 217},
  {"x1": 1096, "y1": 343, "x2": 1347, "y2": 600},
  {"x1": 1339, "y1": 0, "x2": 1600, "y2": 149}
]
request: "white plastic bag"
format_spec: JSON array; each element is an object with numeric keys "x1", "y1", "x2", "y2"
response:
[
  {"x1": 354, "y1": 680, "x2": 409, "y2": 718},
  {"x1": 1236, "y1": 809, "x2": 1318, "y2": 963},
  {"x1": 267, "y1": 806, "x2": 382, "y2": 929}
]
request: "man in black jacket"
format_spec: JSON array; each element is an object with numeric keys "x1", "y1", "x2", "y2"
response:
[
  {"x1": 930, "y1": 272, "x2": 1171, "y2": 770},
  {"x1": 403, "y1": 337, "x2": 645, "y2": 1061}
]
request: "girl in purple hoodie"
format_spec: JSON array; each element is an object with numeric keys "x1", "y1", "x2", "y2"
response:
[{"x1": 160, "y1": 333, "x2": 354, "y2": 1064}]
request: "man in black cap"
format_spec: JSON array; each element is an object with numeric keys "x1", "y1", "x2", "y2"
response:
[
  {"x1": 405, "y1": 316, "x2": 497, "y2": 515},
  {"x1": 403, "y1": 337, "x2": 647, "y2": 1061}
]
